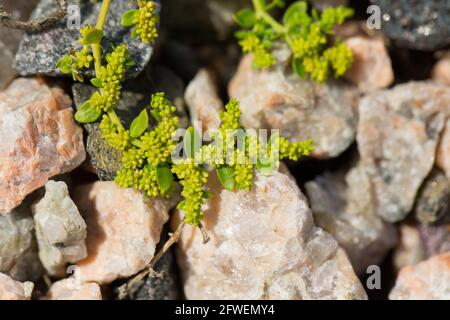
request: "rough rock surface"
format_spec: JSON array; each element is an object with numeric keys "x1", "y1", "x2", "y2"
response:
[
  {"x1": 0, "y1": 0, "x2": 39, "y2": 89},
  {"x1": 0, "y1": 202, "x2": 42, "y2": 282},
  {"x1": 389, "y1": 253, "x2": 450, "y2": 300},
  {"x1": 14, "y1": 0, "x2": 159, "y2": 78},
  {"x1": 120, "y1": 232, "x2": 179, "y2": 300},
  {"x1": 413, "y1": 169, "x2": 450, "y2": 224},
  {"x1": 305, "y1": 162, "x2": 397, "y2": 274},
  {"x1": 432, "y1": 53, "x2": 450, "y2": 85},
  {"x1": 344, "y1": 36, "x2": 393, "y2": 92},
  {"x1": 229, "y1": 55, "x2": 359, "y2": 159},
  {"x1": 370, "y1": 0, "x2": 450, "y2": 51},
  {"x1": 436, "y1": 119, "x2": 450, "y2": 182},
  {"x1": 176, "y1": 170, "x2": 367, "y2": 300},
  {"x1": 32, "y1": 181, "x2": 87, "y2": 276},
  {"x1": 73, "y1": 181, "x2": 169, "y2": 284},
  {"x1": 0, "y1": 272, "x2": 33, "y2": 300},
  {"x1": 185, "y1": 69, "x2": 223, "y2": 133},
  {"x1": 46, "y1": 278, "x2": 102, "y2": 300},
  {"x1": 418, "y1": 215, "x2": 450, "y2": 257},
  {"x1": 357, "y1": 82, "x2": 450, "y2": 222},
  {"x1": 393, "y1": 224, "x2": 426, "y2": 271},
  {"x1": 73, "y1": 65, "x2": 187, "y2": 181},
  {"x1": 0, "y1": 78, "x2": 85, "y2": 214}
]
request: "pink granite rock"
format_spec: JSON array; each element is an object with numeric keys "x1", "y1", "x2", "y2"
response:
[
  {"x1": 0, "y1": 272, "x2": 33, "y2": 300},
  {"x1": 393, "y1": 224, "x2": 426, "y2": 271},
  {"x1": 389, "y1": 253, "x2": 450, "y2": 300},
  {"x1": 0, "y1": 78, "x2": 86, "y2": 214},
  {"x1": 46, "y1": 278, "x2": 102, "y2": 300},
  {"x1": 357, "y1": 82, "x2": 450, "y2": 222},
  {"x1": 229, "y1": 55, "x2": 359, "y2": 159},
  {"x1": 344, "y1": 36, "x2": 394, "y2": 92},
  {"x1": 73, "y1": 181, "x2": 169, "y2": 284},
  {"x1": 176, "y1": 169, "x2": 367, "y2": 300},
  {"x1": 185, "y1": 69, "x2": 223, "y2": 133},
  {"x1": 432, "y1": 53, "x2": 450, "y2": 86}
]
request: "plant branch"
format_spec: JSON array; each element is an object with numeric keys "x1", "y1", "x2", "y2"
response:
[
  {"x1": 0, "y1": 0, "x2": 67, "y2": 32},
  {"x1": 252, "y1": 0, "x2": 285, "y2": 34},
  {"x1": 119, "y1": 221, "x2": 186, "y2": 298},
  {"x1": 92, "y1": 0, "x2": 112, "y2": 75}
]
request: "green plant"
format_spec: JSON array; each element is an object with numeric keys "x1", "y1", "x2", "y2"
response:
[
  {"x1": 56, "y1": 0, "x2": 314, "y2": 293},
  {"x1": 234, "y1": 0, "x2": 354, "y2": 83}
]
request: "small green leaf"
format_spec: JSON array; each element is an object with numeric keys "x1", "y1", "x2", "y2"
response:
[
  {"x1": 292, "y1": 58, "x2": 306, "y2": 78},
  {"x1": 283, "y1": 1, "x2": 310, "y2": 29},
  {"x1": 234, "y1": 8, "x2": 256, "y2": 28},
  {"x1": 176, "y1": 200, "x2": 186, "y2": 210},
  {"x1": 217, "y1": 166, "x2": 235, "y2": 191},
  {"x1": 74, "y1": 101, "x2": 101, "y2": 123},
  {"x1": 184, "y1": 127, "x2": 201, "y2": 159},
  {"x1": 121, "y1": 9, "x2": 138, "y2": 27},
  {"x1": 156, "y1": 165, "x2": 174, "y2": 193},
  {"x1": 56, "y1": 55, "x2": 74, "y2": 74},
  {"x1": 150, "y1": 110, "x2": 162, "y2": 122},
  {"x1": 130, "y1": 109, "x2": 148, "y2": 138},
  {"x1": 84, "y1": 29, "x2": 104, "y2": 44},
  {"x1": 90, "y1": 78, "x2": 102, "y2": 88},
  {"x1": 202, "y1": 191, "x2": 212, "y2": 199}
]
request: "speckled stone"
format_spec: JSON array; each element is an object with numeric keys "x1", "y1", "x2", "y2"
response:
[
  {"x1": 414, "y1": 168, "x2": 450, "y2": 224},
  {"x1": 229, "y1": 54, "x2": 359, "y2": 159},
  {"x1": 357, "y1": 82, "x2": 450, "y2": 222},
  {"x1": 389, "y1": 253, "x2": 450, "y2": 300},
  {"x1": 13, "y1": 0, "x2": 159, "y2": 79},
  {"x1": 370, "y1": 0, "x2": 450, "y2": 51},
  {"x1": 305, "y1": 162, "x2": 397, "y2": 274},
  {"x1": 119, "y1": 230, "x2": 179, "y2": 300},
  {"x1": 176, "y1": 169, "x2": 367, "y2": 300},
  {"x1": 72, "y1": 65, "x2": 187, "y2": 181}
]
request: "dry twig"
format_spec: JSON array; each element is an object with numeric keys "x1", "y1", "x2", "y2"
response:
[{"x1": 0, "y1": 0, "x2": 67, "y2": 32}]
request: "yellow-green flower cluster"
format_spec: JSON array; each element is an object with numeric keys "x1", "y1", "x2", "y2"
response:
[
  {"x1": 139, "y1": 93, "x2": 179, "y2": 166},
  {"x1": 56, "y1": 24, "x2": 95, "y2": 81},
  {"x1": 239, "y1": 34, "x2": 275, "y2": 69},
  {"x1": 99, "y1": 115, "x2": 130, "y2": 151},
  {"x1": 133, "y1": 0, "x2": 159, "y2": 43},
  {"x1": 234, "y1": 1, "x2": 354, "y2": 83},
  {"x1": 279, "y1": 137, "x2": 314, "y2": 161},
  {"x1": 172, "y1": 159, "x2": 209, "y2": 226},
  {"x1": 107, "y1": 93, "x2": 179, "y2": 198},
  {"x1": 89, "y1": 44, "x2": 128, "y2": 113}
]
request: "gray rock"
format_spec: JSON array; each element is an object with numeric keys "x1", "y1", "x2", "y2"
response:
[
  {"x1": 72, "y1": 65, "x2": 187, "y2": 181},
  {"x1": 414, "y1": 168, "x2": 450, "y2": 224},
  {"x1": 32, "y1": 180, "x2": 87, "y2": 277},
  {"x1": 418, "y1": 210, "x2": 450, "y2": 257},
  {"x1": 121, "y1": 231, "x2": 179, "y2": 300},
  {"x1": 14, "y1": 0, "x2": 159, "y2": 78},
  {"x1": 305, "y1": 161, "x2": 397, "y2": 274},
  {"x1": 177, "y1": 168, "x2": 367, "y2": 300},
  {"x1": 357, "y1": 82, "x2": 450, "y2": 222},
  {"x1": 0, "y1": 202, "x2": 43, "y2": 282},
  {"x1": 370, "y1": 0, "x2": 450, "y2": 51},
  {"x1": 0, "y1": 0, "x2": 39, "y2": 89}
]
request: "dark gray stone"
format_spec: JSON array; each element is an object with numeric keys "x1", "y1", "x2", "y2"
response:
[
  {"x1": 14, "y1": 0, "x2": 159, "y2": 78},
  {"x1": 414, "y1": 168, "x2": 450, "y2": 224},
  {"x1": 72, "y1": 65, "x2": 188, "y2": 181},
  {"x1": 125, "y1": 247, "x2": 179, "y2": 300},
  {"x1": 371, "y1": 0, "x2": 450, "y2": 51}
]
